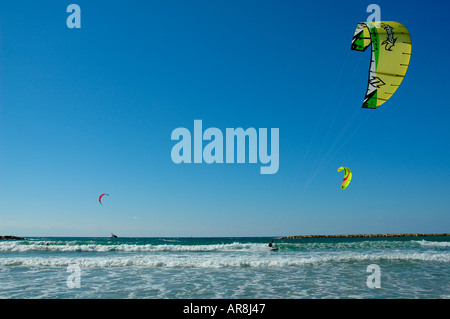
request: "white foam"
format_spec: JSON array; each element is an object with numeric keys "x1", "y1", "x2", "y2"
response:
[
  {"x1": 1, "y1": 250, "x2": 448, "y2": 269},
  {"x1": 4, "y1": 238, "x2": 449, "y2": 254},
  {"x1": 0, "y1": 241, "x2": 271, "y2": 253},
  {"x1": 415, "y1": 240, "x2": 450, "y2": 248}
]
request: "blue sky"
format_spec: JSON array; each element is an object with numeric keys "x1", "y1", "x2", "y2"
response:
[{"x1": 0, "y1": 0, "x2": 449, "y2": 237}]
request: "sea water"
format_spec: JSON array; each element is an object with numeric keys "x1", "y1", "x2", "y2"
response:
[{"x1": 0, "y1": 236, "x2": 448, "y2": 299}]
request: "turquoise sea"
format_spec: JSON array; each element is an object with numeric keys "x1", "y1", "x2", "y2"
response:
[{"x1": 0, "y1": 236, "x2": 448, "y2": 299}]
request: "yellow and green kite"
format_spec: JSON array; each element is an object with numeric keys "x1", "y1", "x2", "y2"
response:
[
  {"x1": 351, "y1": 21, "x2": 411, "y2": 109},
  {"x1": 337, "y1": 167, "x2": 352, "y2": 190}
]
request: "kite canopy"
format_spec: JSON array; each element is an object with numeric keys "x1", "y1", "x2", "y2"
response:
[
  {"x1": 337, "y1": 167, "x2": 352, "y2": 190},
  {"x1": 99, "y1": 193, "x2": 109, "y2": 205},
  {"x1": 351, "y1": 21, "x2": 411, "y2": 109}
]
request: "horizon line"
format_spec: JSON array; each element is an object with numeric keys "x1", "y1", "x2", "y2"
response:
[{"x1": 1, "y1": 232, "x2": 449, "y2": 240}]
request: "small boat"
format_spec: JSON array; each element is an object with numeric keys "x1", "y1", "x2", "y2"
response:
[{"x1": 109, "y1": 233, "x2": 118, "y2": 238}]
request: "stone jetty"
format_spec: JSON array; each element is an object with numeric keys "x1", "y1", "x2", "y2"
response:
[
  {"x1": 281, "y1": 233, "x2": 450, "y2": 239},
  {"x1": 0, "y1": 236, "x2": 25, "y2": 240}
]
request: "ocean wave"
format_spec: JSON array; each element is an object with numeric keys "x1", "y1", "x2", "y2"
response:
[
  {"x1": 0, "y1": 241, "x2": 269, "y2": 253},
  {"x1": 2, "y1": 238, "x2": 449, "y2": 254},
  {"x1": 1, "y1": 251, "x2": 448, "y2": 268},
  {"x1": 415, "y1": 240, "x2": 450, "y2": 248}
]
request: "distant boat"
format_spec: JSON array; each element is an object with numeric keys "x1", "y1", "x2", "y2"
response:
[{"x1": 109, "y1": 233, "x2": 118, "y2": 238}]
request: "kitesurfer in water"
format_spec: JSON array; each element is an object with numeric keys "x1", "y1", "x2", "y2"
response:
[{"x1": 268, "y1": 240, "x2": 274, "y2": 248}]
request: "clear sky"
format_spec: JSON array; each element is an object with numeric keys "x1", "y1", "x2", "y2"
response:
[{"x1": 0, "y1": 0, "x2": 449, "y2": 237}]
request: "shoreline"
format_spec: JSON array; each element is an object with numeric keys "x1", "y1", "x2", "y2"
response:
[{"x1": 281, "y1": 233, "x2": 450, "y2": 239}]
